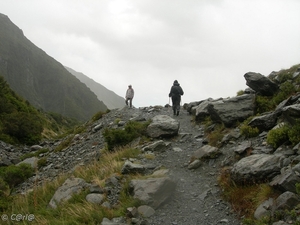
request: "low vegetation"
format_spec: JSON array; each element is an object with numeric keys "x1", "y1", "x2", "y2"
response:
[
  {"x1": 267, "y1": 121, "x2": 300, "y2": 149},
  {"x1": 1, "y1": 147, "x2": 143, "y2": 224},
  {"x1": 103, "y1": 120, "x2": 150, "y2": 151},
  {"x1": 240, "y1": 117, "x2": 260, "y2": 138},
  {"x1": 217, "y1": 64, "x2": 300, "y2": 224},
  {"x1": 0, "y1": 164, "x2": 34, "y2": 211},
  {"x1": 0, "y1": 75, "x2": 81, "y2": 145},
  {"x1": 218, "y1": 167, "x2": 280, "y2": 220}
]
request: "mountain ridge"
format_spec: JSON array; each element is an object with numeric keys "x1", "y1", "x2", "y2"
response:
[
  {"x1": 0, "y1": 13, "x2": 107, "y2": 121},
  {"x1": 65, "y1": 66, "x2": 125, "y2": 109}
]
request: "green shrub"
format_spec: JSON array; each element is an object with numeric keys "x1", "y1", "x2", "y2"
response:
[
  {"x1": 92, "y1": 110, "x2": 110, "y2": 122},
  {"x1": 276, "y1": 70, "x2": 293, "y2": 84},
  {"x1": 273, "y1": 81, "x2": 295, "y2": 104},
  {"x1": 0, "y1": 163, "x2": 34, "y2": 189},
  {"x1": 20, "y1": 148, "x2": 49, "y2": 160},
  {"x1": 288, "y1": 120, "x2": 300, "y2": 146},
  {"x1": 103, "y1": 121, "x2": 150, "y2": 151},
  {"x1": 37, "y1": 157, "x2": 48, "y2": 169},
  {"x1": 236, "y1": 90, "x2": 244, "y2": 96},
  {"x1": 267, "y1": 124, "x2": 289, "y2": 149},
  {"x1": 54, "y1": 135, "x2": 74, "y2": 152},
  {"x1": 240, "y1": 124, "x2": 260, "y2": 138},
  {"x1": 206, "y1": 123, "x2": 225, "y2": 147},
  {"x1": 255, "y1": 96, "x2": 275, "y2": 114}
]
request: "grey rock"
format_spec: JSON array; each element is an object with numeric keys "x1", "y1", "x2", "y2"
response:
[
  {"x1": 207, "y1": 94, "x2": 255, "y2": 127},
  {"x1": 146, "y1": 115, "x2": 179, "y2": 138},
  {"x1": 138, "y1": 205, "x2": 155, "y2": 217},
  {"x1": 101, "y1": 217, "x2": 127, "y2": 225},
  {"x1": 17, "y1": 157, "x2": 38, "y2": 168},
  {"x1": 130, "y1": 177, "x2": 176, "y2": 209},
  {"x1": 231, "y1": 154, "x2": 283, "y2": 183},
  {"x1": 86, "y1": 193, "x2": 105, "y2": 204},
  {"x1": 270, "y1": 170, "x2": 300, "y2": 193},
  {"x1": 48, "y1": 177, "x2": 88, "y2": 209},
  {"x1": 188, "y1": 159, "x2": 201, "y2": 170},
  {"x1": 254, "y1": 198, "x2": 274, "y2": 219},
  {"x1": 142, "y1": 140, "x2": 168, "y2": 152},
  {"x1": 191, "y1": 145, "x2": 220, "y2": 160},
  {"x1": 244, "y1": 72, "x2": 279, "y2": 96},
  {"x1": 121, "y1": 160, "x2": 146, "y2": 175},
  {"x1": 274, "y1": 191, "x2": 300, "y2": 211}
]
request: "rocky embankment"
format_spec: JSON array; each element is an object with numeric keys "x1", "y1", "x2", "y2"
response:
[{"x1": 1, "y1": 67, "x2": 300, "y2": 225}]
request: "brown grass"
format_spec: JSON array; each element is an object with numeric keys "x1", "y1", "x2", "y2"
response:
[{"x1": 218, "y1": 167, "x2": 280, "y2": 218}]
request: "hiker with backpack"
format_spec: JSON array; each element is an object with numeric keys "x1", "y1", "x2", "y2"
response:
[{"x1": 169, "y1": 80, "x2": 184, "y2": 116}]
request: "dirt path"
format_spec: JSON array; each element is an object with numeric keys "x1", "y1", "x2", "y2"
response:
[{"x1": 147, "y1": 110, "x2": 241, "y2": 225}]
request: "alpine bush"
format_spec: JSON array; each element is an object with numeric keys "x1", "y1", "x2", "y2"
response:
[
  {"x1": 240, "y1": 124, "x2": 260, "y2": 138},
  {"x1": 288, "y1": 120, "x2": 300, "y2": 146},
  {"x1": 103, "y1": 120, "x2": 150, "y2": 151},
  {"x1": 267, "y1": 124, "x2": 289, "y2": 149},
  {"x1": 0, "y1": 163, "x2": 34, "y2": 189}
]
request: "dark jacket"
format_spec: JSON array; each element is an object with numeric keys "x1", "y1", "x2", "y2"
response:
[{"x1": 169, "y1": 80, "x2": 184, "y2": 98}]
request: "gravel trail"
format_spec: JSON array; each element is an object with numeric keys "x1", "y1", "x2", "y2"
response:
[{"x1": 146, "y1": 109, "x2": 241, "y2": 225}]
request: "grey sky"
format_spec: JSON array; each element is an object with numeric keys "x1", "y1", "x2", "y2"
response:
[{"x1": 1, "y1": 0, "x2": 300, "y2": 107}]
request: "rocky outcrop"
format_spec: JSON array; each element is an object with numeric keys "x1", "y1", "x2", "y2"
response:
[
  {"x1": 244, "y1": 72, "x2": 279, "y2": 96},
  {"x1": 192, "y1": 94, "x2": 255, "y2": 127},
  {"x1": 230, "y1": 154, "x2": 284, "y2": 183}
]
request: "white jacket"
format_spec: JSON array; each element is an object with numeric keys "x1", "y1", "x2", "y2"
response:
[{"x1": 126, "y1": 88, "x2": 134, "y2": 99}]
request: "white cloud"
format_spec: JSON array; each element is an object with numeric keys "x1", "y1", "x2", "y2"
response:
[{"x1": 1, "y1": 0, "x2": 300, "y2": 107}]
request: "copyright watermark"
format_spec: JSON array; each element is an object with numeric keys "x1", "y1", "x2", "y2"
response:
[{"x1": 1, "y1": 214, "x2": 35, "y2": 222}]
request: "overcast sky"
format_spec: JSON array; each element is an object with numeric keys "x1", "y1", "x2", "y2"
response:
[{"x1": 1, "y1": 0, "x2": 300, "y2": 107}]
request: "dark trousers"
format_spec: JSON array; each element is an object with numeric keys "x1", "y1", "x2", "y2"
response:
[
  {"x1": 171, "y1": 96, "x2": 181, "y2": 115},
  {"x1": 125, "y1": 98, "x2": 133, "y2": 107}
]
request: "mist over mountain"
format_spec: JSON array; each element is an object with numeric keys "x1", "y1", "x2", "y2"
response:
[
  {"x1": 65, "y1": 66, "x2": 125, "y2": 109},
  {"x1": 0, "y1": 13, "x2": 107, "y2": 121}
]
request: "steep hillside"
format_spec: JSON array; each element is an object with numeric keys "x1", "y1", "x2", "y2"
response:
[
  {"x1": 0, "y1": 13, "x2": 107, "y2": 121},
  {"x1": 65, "y1": 66, "x2": 125, "y2": 109},
  {"x1": 0, "y1": 75, "x2": 79, "y2": 145}
]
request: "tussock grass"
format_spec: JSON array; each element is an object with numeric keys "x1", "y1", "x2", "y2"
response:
[
  {"x1": 218, "y1": 167, "x2": 280, "y2": 219},
  {"x1": 3, "y1": 146, "x2": 143, "y2": 224}
]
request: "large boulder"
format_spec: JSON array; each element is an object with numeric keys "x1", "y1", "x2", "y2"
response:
[
  {"x1": 193, "y1": 99, "x2": 213, "y2": 121},
  {"x1": 48, "y1": 177, "x2": 88, "y2": 209},
  {"x1": 269, "y1": 170, "x2": 300, "y2": 193},
  {"x1": 207, "y1": 94, "x2": 255, "y2": 127},
  {"x1": 146, "y1": 115, "x2": 179, "y2": 138},
  {"x1": 248, "y1": 111, "x2": 278, "y2": 131},
  {"x1": 282, "y1": 104, "x2": 300, "y2": 124},
  {"x1": 274, "y1": 191, "x2": 300, "y2": 211},
  {"x1": 230, "y1": 154, "x2": 284, "y2": 183},
  {"x1": 244, "y1": 72, "x2": 279, "y2": 96},
  {"x1": 130, "y1": 177, "x2": 176, "y2": 209}
]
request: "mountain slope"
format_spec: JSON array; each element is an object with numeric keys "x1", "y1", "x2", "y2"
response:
[
  {"x1": 0, "y1": 13, "x2": 107, "y2": 121},
  {"x1": 65, "y1": 66, "x2": 125, "y2": 109}
]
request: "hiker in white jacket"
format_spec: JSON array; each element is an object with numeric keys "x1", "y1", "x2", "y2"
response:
[{"x1": 125, "y1": 85, "x2": 134, "y2": 108}]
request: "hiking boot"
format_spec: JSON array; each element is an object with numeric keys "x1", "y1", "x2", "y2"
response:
[{"x1": 176, "y1": 111, "x2": 179, "y2": 116}]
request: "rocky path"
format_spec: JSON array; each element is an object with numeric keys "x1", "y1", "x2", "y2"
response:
[{"x1": 147, "y1": 109, "x2": 241, "y2": 225}]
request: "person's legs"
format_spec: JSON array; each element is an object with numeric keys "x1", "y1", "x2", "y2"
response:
[
  {"x1": 172, "y1": 96, "x2": 181, "y2": 116},
  {"x1": 172, "y1": 96, "x2": 180, "y2": 115},
  {"x1": 129, "y1": 98, "x2": 132, "y2": 107},
  {"x1": 176, "y1": 104, "x2": 180, "y2": 115},
  {"x1": 171, "y1": 97, "x2": 176, "y2": 115}
]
